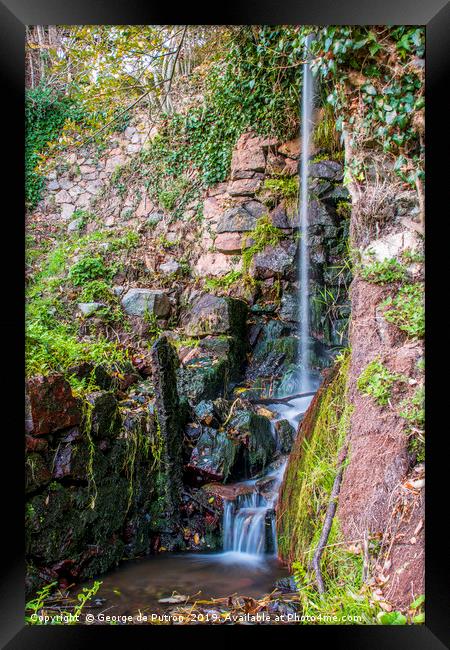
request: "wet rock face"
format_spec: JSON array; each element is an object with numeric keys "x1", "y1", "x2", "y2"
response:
[
  {"x1": 309, "y1": 159, "x2": 343, "y2": 181},
  {"x1": 228, "y1": 410, "x2": 276, "y2": 476},
  {"x1": 121, "y1": 288, "x2": 171, "y2": 317},
  {"x1": 251, "y1": 241, "x2": 297, "y2": 280},
  {"x1": 279, "y1": 290, "x2": 299, "y2": 322},
  {"x1": 275, "y1": 419, "x2": 296, "y2": 454},
  {"x1": 186, "y1": 427, "x2": 240, "y2": 483},
  {"x1": 26, "y1": 374, "x2": 82, "y2": 436}
]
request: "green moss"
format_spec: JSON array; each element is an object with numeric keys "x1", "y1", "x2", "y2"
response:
[
  {"x1": 277, "y1": 351, "x2": 351, "y2": 568},
  {"x1": 263, "y1": 177, "x2": 299, "y2": 208},
  {"x1": 357, "y1": 358, "x2": 403, "y2": 406},
  {"x1": 242, "y1": 215, "x2": 285, "y2": 274},
  {"x1": 381, "y1": 283, "x2": 424, "y2": 338},
  {"x1": 204, "y1": 270, "x2": 243, "y2": 291}
]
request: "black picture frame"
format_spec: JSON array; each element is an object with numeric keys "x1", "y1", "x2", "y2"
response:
[{"x1": 0, "y1": 1, "x2": 448, "y2": 647}]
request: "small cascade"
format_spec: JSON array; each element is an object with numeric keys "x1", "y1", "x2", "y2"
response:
[{"x1": 222, "y1": 460, "x2": 287, "y2": 560}]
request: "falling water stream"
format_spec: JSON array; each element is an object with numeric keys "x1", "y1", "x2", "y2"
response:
[{"x1": 298, "y1": 32, "x2": 315, "y2": 393}]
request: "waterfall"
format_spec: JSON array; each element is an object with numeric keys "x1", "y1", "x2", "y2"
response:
[
  {"x1": 298, "y1": 34, "x2": 315, "y2": 392},
  {"x1": 219, "y1": 36, "x2": 317, "y2": 564},
  {"x1": 221, "y1": 460, "x2": 286, "y2": 560}
]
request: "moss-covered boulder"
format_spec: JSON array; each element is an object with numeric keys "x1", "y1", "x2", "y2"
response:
[
  {"x1": 177, "y1": 334, "x2": 247, "y2": 404},
  {"x1": 228, "y1": 410, "x2": 276, "y2": 476},
  {"x1": 276, "y1": 354, "x2": 350, "y2": 568},
  {"x1": 149, "y1": 336, "x2": 184, "y2": 550},
  {"x1": 186, "y1": 427, "x2": 241, "y2": 483},
  {"x1": 275, "y1": 419, "x2": 296, "y2": 454},
  {"x1": 85, "y1": 391, "x2": 121, "y2": 438}
]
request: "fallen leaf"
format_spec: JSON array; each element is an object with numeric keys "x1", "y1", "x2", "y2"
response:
[{"x1": 158, "y1": 594, "x2": 188, "y2": 604}]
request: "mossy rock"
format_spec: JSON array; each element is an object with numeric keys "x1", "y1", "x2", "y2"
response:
[
  {"x1": 276, "y1": 353, "x2": 351, "y2": 569},
  {"x1": 25, "y1": 453, "x2": 52, "y2": 494},
  {"x1": 86, "y1": 391, "x2": 121, "y2": 438},
  {"x1": 228, "y1": 410, "x2": 276, "y2": 476},
  {"x1": 187, "y1": 427, "x2": 241, "y2": 483}
]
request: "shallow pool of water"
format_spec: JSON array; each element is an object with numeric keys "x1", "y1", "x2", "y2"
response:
[{"x1": 83, "y1": 552, "x2": 289, "y2": 617}]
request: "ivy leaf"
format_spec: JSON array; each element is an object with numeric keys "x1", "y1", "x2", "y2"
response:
[
  {"x1": 385, "y1": 110, "x2": 397, "y2": 125},
  {"x1": 410, "y1": 594, "x2": 425, "y2": 609},
  {"x1": 364, "y1": 84, "x2": 377, "y2": 96},
  {"x1": 377, "y1": 611, "x2": 408, "y2": 625},
  {"x1": 353, "y1": 38, "x2": 368, "y2": 49}
]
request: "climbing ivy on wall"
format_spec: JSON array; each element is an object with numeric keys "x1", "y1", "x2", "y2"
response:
[
  {"x1": 137, "y1": 27, "x2": 304, "y2": 189},
  {"x1": 25, "y1": 85, "x2": 86, "y2": 209},
  {"x1": 305, "y1": 26, "x2": 425, "y2": 185}
]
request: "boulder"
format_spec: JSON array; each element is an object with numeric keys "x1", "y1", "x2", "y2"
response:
[
  {"x1": 216, "y1": 206, "x2": 258, "y2": 234},
  {"x1": 309, "y1": 160, "x2": 343, "y2": 181},
  {"x1": 270, "y1": 202, "x2": 293, "y2": 229},
  {"x1": 183, "y1": 294, "x2": 247, "y2": 337},
  {"x1": 68, "y1": 218, "x2": 83, "y2": 232},
  {"x1": 203, "y1": 196, "x2": 227, "y2": 224},
  {"x1": 251, "y1": 241, "x2": 297, "y2": 279},
  {"x1": 85, "y1": 391, "x2": 120, "y2": 438},
  {"x1": 55, "y1": 189, "x2": 72, "y2": 204},
  {"x1": 177, "y1": 335, "x2": 246, "y2": 404},
  {"x1": 278, "y1": 138, "x2": 300, "y2": 159},
  {"x1": 61, "y1": 204, "x2": 75, "y2": 220},
  {"x1": 193, "y1": 399, "x2": 229, "y2": 427},
  {"x1": 309, "y1": 200, "x2": 335, "y2": 227},
  {"x1": 121, "y1": 288, "x2": 170, "y2": 317},
  {"x1": 275, "y1": 419, "x2": 296, "y2": 454},
  {"x1": 361, "y1": 230, "x2": 421, "y2": 265},
  {"x1": 187, "y1": 427, "x2": 240, "y2": 483},
  {"x1": 228, "y1": 410, "x2": 276, "y2": 476},
  {"x1": 214, "y1": 232, "x2": 247, "y2": 254},
  {"x1": 243, "y1": 200, "x2": 266, "y2": 219},
  {"x1": 25, "y1": 374, "x2": 82, "y2": 436},
  {"x1": 159, "y1": 260, "x2": 180, "y2": 275},
  {"x1": 280, "y1": 290, "x2": 299, "y2": 322},
  {"x1": 77, "y1": 302, "x2": 104, "y2": 317}
]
